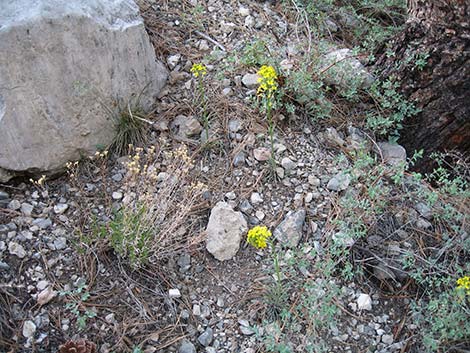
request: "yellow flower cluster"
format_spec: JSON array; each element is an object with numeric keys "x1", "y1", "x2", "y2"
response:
[
  {"x1": 257, "y1": 65, "x2": 278, "y2": 98},
  {"x1": 247, "y1": 225, "x2": 272, "y2": 249},
  {"x1": 190, "y1": 63, "x2": 207, "y2": 78},
  {"x1": 457, "y1": 276, "x2": 470, "y2": 295}
]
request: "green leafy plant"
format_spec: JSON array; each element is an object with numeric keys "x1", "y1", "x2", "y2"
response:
[{"x1": 59, "y1": 281, "x2": 97, "y2": 330}]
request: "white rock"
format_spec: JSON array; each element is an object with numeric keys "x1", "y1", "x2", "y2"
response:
[
  {"x1": 377, "y1": 142, "x2": 407, "y2": 166},
  {"x1": 356, "y1": 293, "x2": 372, "y2": 311},
  {"x1": 250, "y1": 192, "x2": 264, "y2": 205},
  {"x1": 0, "y1": 0, "x2": 168, "y2": 182},
  {"x1": 168, "y1": 288, "x2": 181, "y2": 298},
  {"x1": 205, "y1": 202, "x2": 248, "y2": 261},
  {"x1": 53, "y1": 203, "x2": 69, "y2": 214},
  {"x1": 22, "y1": 320, "x2": 36, "y2": 338},
  {"x1": 8, "y1": 242, "x2": 26, "y2": 258},
  {"x1": 112, "y1": 191, "x2": 123, "y2": 200},
  {"x1": 238, "y1": 7, "x2": 250, "y2": 16},
  {"x1": 21, "y1": 203, "x2": 34, "y2": 216}
]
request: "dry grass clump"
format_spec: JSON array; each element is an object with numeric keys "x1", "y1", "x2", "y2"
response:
[{"x1": 104, "y1": 143, "x2": 206, "y2": 267}]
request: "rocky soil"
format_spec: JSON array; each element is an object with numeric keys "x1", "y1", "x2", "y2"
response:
[{"x1": 1, "y1": 1, "x2": 466, "y2": 353}]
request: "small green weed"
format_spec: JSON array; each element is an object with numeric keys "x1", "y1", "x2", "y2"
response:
[{"x1": 59, "y1": 281, "x2": 96, "y2": 331}]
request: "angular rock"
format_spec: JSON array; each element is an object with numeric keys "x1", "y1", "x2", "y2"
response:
[
  {"x1": 172, "y1": 115, "x2": 203, "y2": 137},
  {"x1": 327, "y1": 172, "x2": 351, "y2": 191},
  {"x1": 22, "y1": 320, "x2": 36, "y2": 338},
  {"x1": 178, "y1": 340, "x2": 196, "y2": 353},
  {"x1": 357, "y1": 293, "x2": 372, "y2": 311},
  {"x1": 241, "y1": 73, "x2": 259, "y2": 89},
  {"x1": 253, "y1": 147, "x2": 271, "y2": 162},
  {"x1": 377, "y1": 142, "x2": 407, "y2": 166},
  {"x1": 197, "y1": 327, "x2": 213, "y2": 347},
  {"x1": 206, "y1": 201, "x2": 248, "y2": 261},
  {"x1": 281, "y1": 157, "x2": 296, "y2": 171},
  {"x1": 274, "y1": 210, "x2": 306, "y2": 247},
  {"x1": 320, "y1": 48, "x2": 374, "y2": 89},
  {"x1": 0, "y1": 0, "x2": 168, "y2": 181},
  {"x1": 9, "y1": 242, "x2": 26, "y2": 258}
]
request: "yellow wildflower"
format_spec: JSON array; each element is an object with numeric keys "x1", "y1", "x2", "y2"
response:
[
  {"x1": 257, "y1": 65, "x2": 278, "y2": 98},
  {"x1": 190, "y1": 63, "x2": 207, "y2": 78},
  {"x1": 247, "y1": 225, "x2": 272, "y2": 249},
  {"x1": 457, "y1": 276, "x2": 470, "y2": 295}
]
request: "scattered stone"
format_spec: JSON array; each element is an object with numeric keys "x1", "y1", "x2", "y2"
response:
[
  {"x1": 205, "y1": 202, "x2": 248, "y2": 261},
  {"x1": 225, "y1": 191, "x2": 236, "y2": 200},
  {"x1": 53, "y1": 237, "x2": 67, "y2": 250},
  {"x1": 321, "y1": 48, "x2": 374, "y2": 89},
  {"x1": 253, "y1": 147, "x2": 271, "y2": 161},
  {"x1": 233, "y1": 152, "x2": 246, "y2": 167},
  {"x1": 177, "y1": 253, "x2": 191, "y2": 272},
  {"x1": 239, "y1": 7, "x2": 250, "y2": 16},
  {"x1": 21, "y1": 203, "x2": 34, "y2": 216},
  {"x1": 54, "y1": 203, "x2": 69, "y2": 214},
  {"x1": 22, "y1": 320, "x2": 36, "y2": 339},
  {"x1": 112, "y1": 191, "x2": 123, "y2": 200},
  {"x1": 357, "y1": 293, "x2": 372, "y2": 311},
  {"x1": 228, "y1": 119, "x2": 242, "y2": 133},
  {"x1": 0, "y1": 191, "x2": 9, "y2": 200},
  {"x1": 324, "y1": 127, "x2": 345, "y2": 147},
  {"x1": 37, "y1": 287, "x2": 57, "y2": 306},
  {"x1": 198, "y1": 327, "x2": 213, "y2": 347},
  {"x1": 281, "y1": 157, "x2": 296, "y2": 171},
  {"x1": 8, "y1": 242, "x2": 26, "y2": 258},
  {"x1": 327, "y1": 172, "x2": 351, "y2": 191},
  {"x1": 239, "y1": 199, "x2": 253, "y2": 213},
  {"x1": 250, "y1": 192, "x2": 263, "y2": 205},
  {"x1": 415, "y1": 202, "x2": 432, "y2": 219},
  {"x1": 382, "y1": 334, "x2": 394, "y2": 345},
  {"x1": 308, "y1": 175, "x2": 321, "y2": 187},
  {"x1": 255, "y1": 210, "x2": 265, "y2": 221},
  {"x1": 172, "y1": 115, "x2": 203, "y2": 137},
  {"x1": 241, "y1": 73, "x2": 260, "y2": 89},
  {"x1": 167, "y1": 54, "x2": 181, "y2": 69},
  {"x1": 377, "y1": 142, "x2": 407, "y2": 166},
  {"x1": 169, "y1": 289, "x2": 181, "y2": 299},
  {"x1": 8, "y1": 199, "x2": 21, "y2": 210},
  {"x1": 178, "y1": 340, "x2": 196, "y2": 353},
  {"x1": 32, "y1": 218, "x2": 52, "y2": 229},
  {"x1": 274, "y1": 210, "x2": 306, "y2": 247}
]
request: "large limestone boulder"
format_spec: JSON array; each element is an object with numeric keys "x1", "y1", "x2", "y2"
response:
[{"x1": 0, "y1": 0, "x2": 168, "y2": 181}]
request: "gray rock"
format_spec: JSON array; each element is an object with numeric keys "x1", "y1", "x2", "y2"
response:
[
  {"x1": 377, "y1": 142, "x2": 407, "y2": 166},
  {"x1": 239, "y1": 199, "x2": 253, "y2": 214},
  {"x1": 9, "y1": 242, "x2": 27, "y2": 258},
  {"x1": 228, "y1": 119, "x2": 242, "y2": 133},
  {"x1": 22, "y1": 320, "x2": 36, "y2": 338},
  {"x1": 206, "y1": 202, "x2": 248, "y2": 261},
  {"x1": 32, "y1": 218, "x2": 52, "y2": 229},
  {"x1": 0, "y1": 191, "x2": 9, "y2": 200},
  {"x1": 8, "y1": 199, "x2": 21, "y2": 210},
  {"x1": 198, "y1": 327, "x2": 213, "y2": 347},
  {"x1": 281, "y1": 157, "x2": 296, "y2": 171},
  {"x1": 327, "y1": 172, "x2": 351, "y2": 191},
  {"x1": 233, "y1": 152, "x2": 246, "y2": 167},
  {"x1": 382, "y1": 334, "x2": 394, "y2": 345},
  {"x1": 179, "y1": 340, "x2": 196, "y2": 353},
  {"x1": 415, "y1": 202, "x2": 432, "y2": 219},
  {"x1": 0, "y1": 0, "x2": 168, "y2": 182},
  {"x1": 21, "y1": 203, "x2": 34, "y2": 217},
  {"x1": 241, "y1": 73, "x2": 260, "y2": 88},
  {"x1": 274, "y1": 210, "x2": 306, "y2": 247},
  {"x1": 320, "y1": 48, "x2": 374, "y2": 89},
  {"x1": 53, "y1": 237, "x2": 67, "y2": 250},
  {"x1": 324, "y1": 127, "x2": 345, "y2": 147},
  {"x1": 177, "y1": 253, "x2": 191, "y2": 272},
  {"x1": 172, "y1": 115, "x2": 203, "y2": 137}
]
